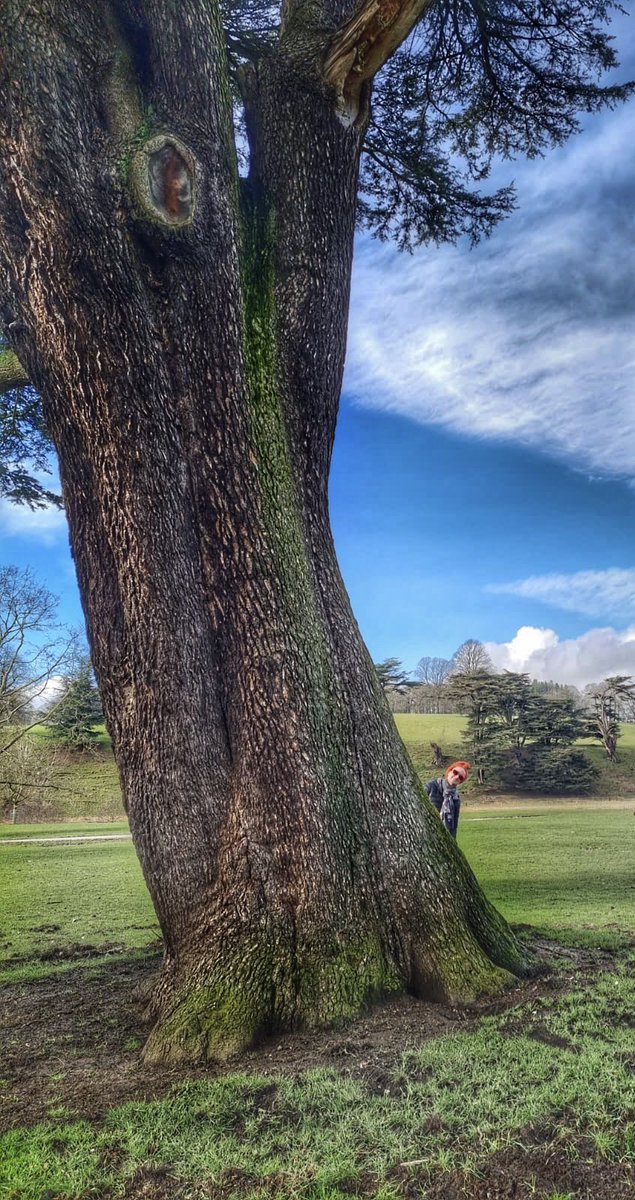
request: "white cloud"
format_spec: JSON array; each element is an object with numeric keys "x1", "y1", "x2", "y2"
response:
[
  {"x1": 486, "y1": 568, "x2": 635, "y2": 620},
  {"x1": 485, "y1": 624, "x2": 635, "y2": 690},
  {"x1": 29, "y1": 675, "x2": 64, "y2": 711},
  {"x1": 0, "y1": 499, "x2": 67, "y2": 544},
  {"x1": 345, "y1": 99, "x2": 635, "y2": 478}
]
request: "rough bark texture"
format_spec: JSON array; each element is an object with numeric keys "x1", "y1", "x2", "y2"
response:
[{"x1": 0, "y1": 0, "x2": 527, "y2": 1062}]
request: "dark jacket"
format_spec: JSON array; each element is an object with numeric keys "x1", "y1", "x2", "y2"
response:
[
  {"x1": 425, "y1": 777, "x2": 444, "y2": 812},
  {"x1": 425, "y1": 777, "x2": 461, "y2": 838}
]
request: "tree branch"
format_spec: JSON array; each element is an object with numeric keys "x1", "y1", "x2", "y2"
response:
[
  {"x1": 0, "y1": 348, "x2": 29, "y2": 395},
  {"x1": 324, "y1": 0, "x2": 436, "y2": 123}
]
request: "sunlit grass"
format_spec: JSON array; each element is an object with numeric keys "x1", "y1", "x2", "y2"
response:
[
  {"x1": 0, "y1": 839, "x2": 157, "y2": 980},
  {"x1": 3, "y1": 807, "x2": 635, "y2": 983},
  {"x1": 459, "y1": 807, "x2": 635, "y2": 946},
  {"x1": 3, "y1": 788, "x2": 635, "y2": 1196},
  {"x1": 0, "y1": 821, "x2": 129, "y2": 838}
]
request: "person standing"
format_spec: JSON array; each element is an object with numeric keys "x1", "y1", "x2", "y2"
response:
[{"x1": 425, "y1": 760, "x2": 471, "y2": 838}]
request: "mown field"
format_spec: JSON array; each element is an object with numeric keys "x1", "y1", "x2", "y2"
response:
[{"x1": 2, "y1": 802, "x2": 635, "y2": 1199}]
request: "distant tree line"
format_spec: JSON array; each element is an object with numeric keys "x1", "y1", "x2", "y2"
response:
[
  {"x1": 376, "y1": 640, "x2": 494, "y2": 713},
  {"x1": 375, "y1": 641, "x2": 635, "y2": 794}
]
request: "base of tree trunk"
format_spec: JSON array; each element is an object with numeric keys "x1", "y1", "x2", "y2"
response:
[{"x1": 142, "y1": 917, "x2": 527, "y2": 1064}]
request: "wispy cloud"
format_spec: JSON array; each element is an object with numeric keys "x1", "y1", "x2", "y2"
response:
[
  {"x1": 0, "y1": 499, "x2": 67, "y2": 545},
  {"x1": 346, "y1": 90, "x2": 635, "y2": 478},
  {"x1": 486, "y1": 568, "x2": 635, "y2": 620},
  {"x1": 485, "y1": 624, "x2": 635, "y2": 690}
]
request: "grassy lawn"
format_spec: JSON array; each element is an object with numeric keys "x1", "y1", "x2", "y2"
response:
[
  {"x1": 0, "y1": 838, "x2": 156, "y2": 982},
  {"x1": 4, "y1": 1012, "x2": 635, "y2": 1200},
  {"x1": 2, "y1": 719, "x2": 634, "y2": 1199},
  {"x1": 2, "y1": 807, "x2": 634, "y2": 981},
  {"x1": 0, "y1": 821, "x2": 129, "y2": 839},
  {"x1": 2, "y1": 806, "x2": 635, "y2": 1197},
  {"x1": 460, "y1": 808, "x2": 635, "y2": 947}
]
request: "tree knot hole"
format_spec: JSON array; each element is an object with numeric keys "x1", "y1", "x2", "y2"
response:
[{"x1": 131, "y1": 135, "x2": 196, "y2": 227}]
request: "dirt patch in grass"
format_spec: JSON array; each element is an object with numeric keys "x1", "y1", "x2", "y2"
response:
[
  {"x1": 108, "y1": 1165, "x2": 294, "y2": 1199},
  {"x1": 49, "y1": 1148, "x2": 635, "y2": 1200},
  {"x1": 1, "y1": 953, "x2": 185, "y2": 1132},
  {"x1": 2, "y1": 940, "x2": 131, "y2": 969},
  {"x1": 0, "y1": 934, "x2": 618, "y2": 1136},
  {"x1": 415, "y1": 1140, "x2": 635, "y2": 1199}
]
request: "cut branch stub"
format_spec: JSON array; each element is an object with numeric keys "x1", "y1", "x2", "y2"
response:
[
  {"x1": 130, "y1": 135, "x2": 196, "y2": 227},
  {"x1": 324, "y1": 0, "x2": 435, "y2": 125}
]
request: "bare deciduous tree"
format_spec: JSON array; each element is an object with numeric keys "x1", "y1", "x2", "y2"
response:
[
  {"x1": 0, "y1": 737, "x2": 60, "y2": 824},
  {"x1": 415, "y1": 657, "x2": 452, "y2": 686},
  {"x1": 0, "y1": 565, "x2": 76, "y2": 758},
  {"x1": 450, "y1": 640, "x2": 494, "y2": 677}
]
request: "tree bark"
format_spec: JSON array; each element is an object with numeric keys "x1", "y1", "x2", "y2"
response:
[{"x1": 0, "y1": 0, "x2": 528, "y2": 1062}]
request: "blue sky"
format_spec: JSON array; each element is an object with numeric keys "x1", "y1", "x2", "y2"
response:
[
  {"x1": 331, "y1": 10, "x2": 635, "y2": 688},
  {"x1": 2, "y1": 12, "x2": 635, "y2": 690}
]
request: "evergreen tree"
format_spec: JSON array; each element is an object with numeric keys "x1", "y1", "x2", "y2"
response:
[
  {"x1": 374, "y1": 658, "x2": 412, "y2": 694},
  {"x1": 452, "y1": 672, "x2": 594, "y2": 791},
  {"x1": 0, "y1": 335, "x2": 59, "y2": 508},
  {"x1": 503, "y1": 747, "x2": 598, "y2": 795},
  {"x1": 525, "y1": 697, "x2": 587, "y2": 747},
  {"x1": 46, "y1": 657, "x2": 103, "y2": 751},
  {"x1": 585, "y1": 676, "x2": 635, "y2": 762},
  {"x1": 531, "y1": 680, "x2": 581, "y2": 705},
  {"x1": 449, "y1": 671, "x2": 507, "y2": 784}
]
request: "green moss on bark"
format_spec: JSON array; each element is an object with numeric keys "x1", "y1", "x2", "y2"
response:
[
  {"x1": 240, "y1": 188, "x2": 299, "y2": 541},
  {"x1": 117, "y1": 117, "x2": 156, "y2": 186},
  {"x1": 239, "y1": 189, "x2": 363, "y2": 836},
  {"x1": 144, "y1": 978, "x2": 271, "y2": 1063},
  {"x1": 143, "y1": 928, "x2": 403, "y2": 1064},
  {"x1": 296, "y1": 932, "x2": 402, "y2": 1022},
  {"x1": 421, "y1": 929, "x2": 516, "y2": 1005}
]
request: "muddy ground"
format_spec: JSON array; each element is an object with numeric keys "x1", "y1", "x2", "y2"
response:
[{"x1": 1, "y1": 938, "x2": 633, "y2": 1199}]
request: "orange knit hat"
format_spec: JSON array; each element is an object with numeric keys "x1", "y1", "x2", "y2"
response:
[{"x1": 445, "y1": 760, "x2": 471, "y2": 783}]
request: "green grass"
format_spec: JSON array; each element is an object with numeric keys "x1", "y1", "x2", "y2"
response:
[
  {"x1": 4, "y1": 729, "x2": 122, "y2": 823},
  {"x1": 3, "y1": 781, "x2": 635, "y2": 1196},
  {"x1": 0, "y1": 821, "x2": 129, "y2": 839},
  {"x1": 459, "y1": 808, "x2": 635, "y2": 946},
  {"x1": 0, "y1": 839, "x2": 157, "y2": 981},
  {"x1": 3, "y1": 963, "x2": 635, "y2": 1198},
  {"x1": 2, "y1": 807, "x2": 634, "y2": 981},
  {"x1": 394, "y1": 712, "x2": 467, "y2": 779}
]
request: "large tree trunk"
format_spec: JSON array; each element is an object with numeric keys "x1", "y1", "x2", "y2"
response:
[{"x1": 0, "y1": 0, "x2": 527, "y2": 1062}]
